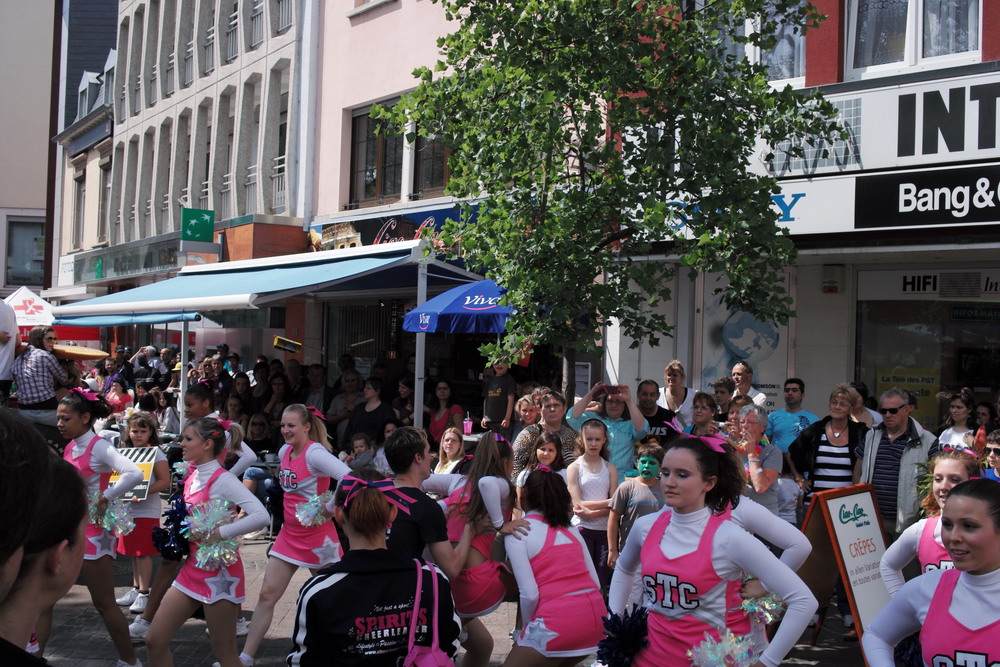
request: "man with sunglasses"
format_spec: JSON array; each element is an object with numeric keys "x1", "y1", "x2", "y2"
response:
[{"x1": 853, "y1": 388, "x2": 940, "y2": 540}]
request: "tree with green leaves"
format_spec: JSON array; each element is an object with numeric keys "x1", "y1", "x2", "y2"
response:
[{"x1": 380, "y1": 0, "x2": 842, "y2": 364}]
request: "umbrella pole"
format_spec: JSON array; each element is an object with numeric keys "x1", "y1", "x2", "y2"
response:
[
  {"x1": 414, "y1": 262, "x2": 427, "y2": 430},
  {"x1": 179, "y1": 320, "x2": 189, "y2": 431}
]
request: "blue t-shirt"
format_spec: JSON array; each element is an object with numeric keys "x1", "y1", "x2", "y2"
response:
[
  {"x1": 985, "y1": 468, "x2": 1000, "y2": 482},
  {"x1": 766, "y1": 409, "x2": 820, "y2": 452}
]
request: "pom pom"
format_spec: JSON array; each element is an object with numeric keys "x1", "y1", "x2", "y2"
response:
[
  {"x1": 172, "y1": 460, "x2": 193, "y2": 479},
  {"x1": 182, "y1": 499, "x2": 239, "y2": 570},
  {"x1": 597, "y1": 605, "x2": 648, "y2": 667},
  {"x1": 153, "y1": 493, "x2": 190, "y2": 561},
  {"x1": 739, "y1": 593, "x2": 785, "y2": 624},
  {"x1": 294, "y1": 491, "x2": 333, "y2": 527},
  {"x1": 687, "y1": 629, "x2": 756, "y2": 667},
  {"x1": 86, "y1": 490, "x2": 135, "y2": 537}
]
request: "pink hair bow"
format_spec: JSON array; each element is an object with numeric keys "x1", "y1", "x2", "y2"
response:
[
  {"x1": 340, "y1": 476, "x2": 416, "y2": 515},
  {"x1": 218, "y1": 419, "x2": 234, "y2": 431},
  {"x1": 307, "y1": 406, "x2": 326, "y2": 421},
  {"x1": 675, "y1": 429, "x2": 728, "y2": 454},
  {"x1": 69, "y1": 387, "x2": 100, "y2": 402},
  {"x1": 537, "y1": 464, "x2": 552, "y2": 473}
]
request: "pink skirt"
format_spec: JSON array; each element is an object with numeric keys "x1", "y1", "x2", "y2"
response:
[
  {"x1": 84, "y1": 522, "x2": 118, "y2": 561},
  {"x1": 173, "y1": 553, "x2": 246, "y2": 604},
  {"x1": 452, "y1": 558, "x2": 507, "y2": 618},
  {"x1": 117, "y1": 518, "x2": 159, "y2": 557},
  {"x1": 518, "y1": 589, "x2": 606, "y2": 656},
  {"x1": 270, "y1": 521, "x2": 342, "y2": 569}
]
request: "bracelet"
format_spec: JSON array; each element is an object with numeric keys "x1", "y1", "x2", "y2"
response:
[{"x1": 748, "y1": 458, "x2": 760, "y2": 463}]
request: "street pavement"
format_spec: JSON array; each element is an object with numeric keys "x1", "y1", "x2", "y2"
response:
[{"x1": 41, "y1": 538, "x2": 864, "y2": 666}]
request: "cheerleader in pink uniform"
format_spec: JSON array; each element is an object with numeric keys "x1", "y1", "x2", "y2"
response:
[
  {"x1": 57, "y1": 389, "x2": 144, "y2": 667},
  {"x1": 239, "y1": 404, "x2": 350, "y2": 666},
  {"x1": 863, "y1": 479, "x2": 1000, "y2": 666},
  {"x1": 504, "y1": 466, "x2": 605, "y2": 665},
  {"x1": 880, "y1": 449, "x2": 980, "y2": 595},
  {"x1": 143, "y1": 417, "x2": 268, "y2": 667},
  {"x1": 608, "y1": 437, "x2": 816, "y2": 667},
  {"x1": 421, "y1": 432, "x2": 528, "y2": 667}
]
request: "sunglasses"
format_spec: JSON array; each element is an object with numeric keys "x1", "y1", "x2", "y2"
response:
[
  {"x1": 878, "y1": 406, "x2": 904, "y2": 415},
  {"x1": 987, "y1": 447, "x2": 1000, "y2": 457},
  {"x1": 44, "y1": 336, "x2": 57, "y2": 342}
]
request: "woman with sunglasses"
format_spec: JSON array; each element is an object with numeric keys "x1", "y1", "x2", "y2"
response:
[{"x1": 12, "y1": 326, "x2": 72, "y2": 427}]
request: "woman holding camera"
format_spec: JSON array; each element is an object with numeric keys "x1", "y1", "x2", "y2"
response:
[{"x1": 569, "y1": 382, "x2": 647, "y2": 483}]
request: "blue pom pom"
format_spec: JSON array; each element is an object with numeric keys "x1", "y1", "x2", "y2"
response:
[{"x1": 597, "y1": 605, "x2": 648, "y2": 667}]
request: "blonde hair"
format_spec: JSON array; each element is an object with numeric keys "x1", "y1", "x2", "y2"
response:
[
  {"x1": 665, "y1": 360, "x2": 685, "y2": 376},
  {"x1": 438, "y1": 427, "x2": 465, "y2": 466},
  {"x1": 283, "y1": 403, "x2": 331, "y2": 452}
]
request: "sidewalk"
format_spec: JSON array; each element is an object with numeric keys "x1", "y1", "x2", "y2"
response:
[{"x1": 42, "y1": 538, "x2": 863, "y2": 666}]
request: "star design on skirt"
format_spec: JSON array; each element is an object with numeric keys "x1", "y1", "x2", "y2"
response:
[
  {"x1": 90, "y1": 529, "x2": 117, "y2": 557},
  {"x1": 520, "y1": 618, "x2": 558, "y2": 650},
  {"x1": 311, "y1": 537, "x2": 342, "y2": 565},
  {"x1": 205, "y1": 568, "x2": 240, "y2": 599}
]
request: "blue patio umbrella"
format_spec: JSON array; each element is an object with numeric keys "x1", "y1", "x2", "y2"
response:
[{"x1": 403, "y1": 279, "x2": 512, "y2": 334}]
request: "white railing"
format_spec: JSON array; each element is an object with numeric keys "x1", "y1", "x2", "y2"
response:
[
  {"x1": 183, "y1": 41, "x2": 194, "y2": 85},
  {"x1": 204, "y1": 27, "x2": 215, "y2": 73},
  {"x1": 220, "y1": 172, "x2": 233, "y2": 218},
  {"x1": 250, "y1": 0, "x2": 264, "y2": 47},
  {"x1": 245, "y1": 164, "x2": 258, "y2": 214},
  {"x1": 276, "y1": 0, "x2": 292, "y2": 32},
  {"x1": 179, "y1": 186, "x2": 190, "y2": 208},
  {"x1": 149, "y1": 64, "x2": 158, "y2": 105},
  {"x1": 161, "y1": 192, "x2": 171, "y2": 211},
  {"x1": 132, "y1": 73, "x2": 142, "y2": 111},
  {"x1": 271, "y1": 155, "x2": 286, "y2": 212},
  {"x1": 198, "y1": 180, "x2": 209, "y2": 209},
  {"x1": 118, "y1": 82, "x2": 126, "y2": 117},
  {"x1": 225, "y1": 11, "x2": 238, "y2": 61},
  {"x1": 164, "y1": 52, "x2": 175, "y2": 95}
]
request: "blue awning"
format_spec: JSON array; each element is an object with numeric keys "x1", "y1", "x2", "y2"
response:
[
  {"x1": 53, "y1": 312, "x2": 202, "y2": 327},
  {"x1": 51, "y1": 241, "x2": 481, "y2": 321}
]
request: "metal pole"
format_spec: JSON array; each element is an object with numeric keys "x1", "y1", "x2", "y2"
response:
[
  {"x1": 179, "y1": 320, "x2": 189, "y2": 431},
  {"x1": 414, "y1": 262, "x2": 427, "y2": 430}
]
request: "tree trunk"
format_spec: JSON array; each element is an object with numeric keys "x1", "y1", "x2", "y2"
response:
[{"x1": 561, "y1": 347, "x2": 576, "y2": 400}]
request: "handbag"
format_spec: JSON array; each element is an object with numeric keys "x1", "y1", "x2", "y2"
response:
[{"x1": 403, "y1": 558, "x2": 453, "y2": 667}]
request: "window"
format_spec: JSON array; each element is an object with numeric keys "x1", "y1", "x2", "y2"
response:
[
  {"x1": 98, "y1": 165, "x2": 111, "y2": 243},
  {"x1": 6, "y1": 218, "x2": 45, "y2": 286},
  {"x1": 849, "y1": 0, "x2": 980, "y2": 77},
  {"x1": 73, "y1": 176, "x2": 86, "y2": 249},
  {"x1": 722, "y1": 12, "x2": 805, "y2": 83},
  {"x1": 350, "y1": 110, "x2": 404, "y2": 206},
  {"x1": 414, "y1": 134, "x2": 449, "y2": 197}
]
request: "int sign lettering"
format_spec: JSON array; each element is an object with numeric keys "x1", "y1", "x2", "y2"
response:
[{"x1": 897, "y1": 82, "x2": 1000, "y2": 157}]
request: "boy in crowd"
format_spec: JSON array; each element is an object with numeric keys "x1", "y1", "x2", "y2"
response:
[
  {"x1": 607, "y1": 441, "x2": 665, "y2": 569},
  {"x1": 481, "y1": 360, "x2": 517, "y2": 440}
]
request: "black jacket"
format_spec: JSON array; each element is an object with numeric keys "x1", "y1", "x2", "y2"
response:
[
  {"x1": 288, "y1": 549, "x2": 461, "y2": 666},
  {"x1": 788, "y1": 416, "x2": 866, "y2": 476}
]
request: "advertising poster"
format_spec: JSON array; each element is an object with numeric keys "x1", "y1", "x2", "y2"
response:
[{"x1": 875, "y1": 367, "x2": 939, "y2": 429}]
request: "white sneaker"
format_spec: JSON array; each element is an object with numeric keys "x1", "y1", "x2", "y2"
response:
[
  {"x1": 116, "y1": 587, "x2": 140, "y2": 606},
  {"x1": 207, "y1": 617, "x2": 250, "y2": 637},
  {"x1": 213, "y1": 655, "x2": 253, "y2": 667},
  {"x1": 115, "y1": 660, "x2": 143, "y2": 667},
  {"x1": 129, "y1": 617, "x2": 150, "y2": 643},
  {"x1": 129, "y1": 592, "x2": 149, "y2": 614}
]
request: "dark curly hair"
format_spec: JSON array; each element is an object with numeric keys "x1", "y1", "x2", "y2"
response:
[{"x1": 668, "y1": 437, "x2": 743, "y2": 514}]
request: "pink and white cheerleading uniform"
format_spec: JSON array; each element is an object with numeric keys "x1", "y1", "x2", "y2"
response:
[
  {"x1": 880, "y1": 514, "x2": 953, "y2": 597},
  {"x1": 609, "y1": 505, "x2": 817, "y2": 667},
  {"x1": 504, "y1": 513, "x2": 605, "y2": 657},
  {"x1": 63, "y1": 431, "x2": 143, "y2": 561},
  {"x1": 172, "y1": 461, "x2": 268, "y2": 604},
  {"x1": 271, "y1": 441, "x2": 350, "y2": 569},
  {"x1": 862, "y1": 568, "x2": 1000, "y2": 666},
  {"x1": 422, "y1": 473, "x2": 512, "y2": 618}
]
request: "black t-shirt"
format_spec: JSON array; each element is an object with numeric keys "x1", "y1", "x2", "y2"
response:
[
  {"x1": 482, "y1": 373, "x2": 517, "y2": 423},
  {"x1": 345, "y1": 401, "x2": 397, "y2": 443},
  {"x1": 643, "y1": 406, "x2": 679, "y2": 439},
  {"x1": 385, "y1": 486, "x2": 449, "y2": 559},
  {"x1": 0, "y1": 636, "x2": 47, "y2": 666}
]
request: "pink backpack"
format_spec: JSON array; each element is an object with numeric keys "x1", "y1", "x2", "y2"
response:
[{"x1": 403, "y1": 559, "x2": 453, "y2": 667}]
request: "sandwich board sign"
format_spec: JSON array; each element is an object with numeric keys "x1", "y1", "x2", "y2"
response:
[
  {"x1": 109, "y1": 447, "x2": 160, "y2": 501},
  {"x1": 796, "y1": 484, "x2": 890, "y2": 662}
]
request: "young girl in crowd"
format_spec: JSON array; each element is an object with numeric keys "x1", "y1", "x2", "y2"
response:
[
  {"x1": 880, "y1": 449, "x2": 981, "y2": 595},
  {"x1": 421, "y1": 433, "x2": 526, "y2": 667},
  {"x1": 143, "y1": 418, "x2": 268, "y2": 667},
  {"x1": 567, "y1": 419, "x2": 618, "y2": 592},
  {"x1": 240, "y1": 405, "x2": 352, "y2": 667},
  {"x1": 57, "y1": 389, "x2": 144, "y2": 667},
  {"x1": 608, "y1": 437, "x2": 817, "y2": 666},
  {"x1": 151, "y1": 387, "x2": 180, "y2": 434},
  {"x1": 937, "y1": 391, "x2": 977, "y2": 451},
  {"x1": 435, "y1": 427, "x2": 466, "y2": 474},
  {"x1": 115, "y1": 412, "x2": 171, "y2": 616},
  {"x1": 223, "y1": 394, "x2": 250, "y2": 433},
  {"x1": 504, "y1": 468, "x2": 605, "y2": 665},
  {"x1": 0, "y1": 457, "x2": 88, "y2": 665},
  {"x1": 863, "y1": 479, "x2": 1000, "y2": 666},
  {"x1": 287, "y1": 470, "x2": 462, "y2": 665},
  {"x1": 515, "y1": 431, "x2": 567, "y2": 515}
]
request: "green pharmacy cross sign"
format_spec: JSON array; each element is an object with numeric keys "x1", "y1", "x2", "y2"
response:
[{"x1": 180, "y1": 208, "x2": 215, "y2": 242}]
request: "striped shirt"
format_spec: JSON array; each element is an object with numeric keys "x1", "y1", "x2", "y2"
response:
[
  {"x1": 12, "y1": 345, "x2": 68, "y2": 404},
  {"x1": 808, "y1": 437, "x2": 854, "y2": 498},
  {"x1": 867, "y1": 431, "x2": 909, "y2": 519}
]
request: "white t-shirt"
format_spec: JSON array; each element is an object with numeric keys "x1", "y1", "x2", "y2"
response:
[{"x1": 0, "y1": 299, "x2": 17, "y2": 381}]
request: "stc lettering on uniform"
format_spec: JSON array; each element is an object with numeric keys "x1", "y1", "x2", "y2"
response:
[
  {"x1": 931, "y1": 650, "x2": 999, "y2": 667},
  {"x1": 279, "y1": 469, "x2": 298, "y2": 490},
  {"x1": 643, "y1": 572, "x2": 699, "y2": 610}
]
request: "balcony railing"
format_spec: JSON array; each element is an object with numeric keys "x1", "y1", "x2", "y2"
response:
[
  {"x1": 225, "y1": 12, "x2": 238, "y2": 62},
  {"x1": 245, "y1": 164, "x2": 258, "y2": 214},
  {"x1": 179, "y1": 186, "x2": 190, "y2": 209},
  {"x1": 250, "y1": 0, "x2": 264, "y2": 46},
  {"x1": 220, "y1": 172, "x2": 233, "y2": 219},
  {"x1": 198, "y1": 180, "x2": 209, "y2": 210},
  {"x1": 276, "y1": 0, "x2": 292, "y2": 32},
  {"x1": 164, "y1": 52, "x2": 175, "y2": 95},
  {"x1": 148, "y1": 64, "x2": 158, "y2": 105},
  {"x1": 118, "y1": 82, "x2": 126, "y2": 118},
  {"x1": 271, "y1": 155, "x2": 286, "y2": 212},
  {"x1": 203, "y1": 27, "x2": 215, "y2": 74},
  {"x1": 132, "y1": 74, "x2": 142, "y2": 112},
  {"x1": 183, "y1": 41, "x2": 194, "y2": 85}
]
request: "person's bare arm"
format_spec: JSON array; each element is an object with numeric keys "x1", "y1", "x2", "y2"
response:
[
  {"x1": 428, "y1": 523, "x2": 475, "y2": 581},
  {"x1": 607, "y1": 509, "x2": 621, "y2": 567}
]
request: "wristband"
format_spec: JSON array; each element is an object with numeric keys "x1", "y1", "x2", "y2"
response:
[{"x1": 748, "y1": 458, "x2": 760, "y2": 463}]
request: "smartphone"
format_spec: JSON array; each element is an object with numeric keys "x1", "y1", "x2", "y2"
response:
[
  {"x1": 606, "y1": 385, "x2": 621, "y2": 396},
  {"x1": 593, "y1": 386, "x2": 607, "y2": 398}
]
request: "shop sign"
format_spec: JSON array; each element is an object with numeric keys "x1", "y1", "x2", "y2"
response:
[
  {"x1": 951, "y1": 305, "x2": 1000, "y2": 322},
  {"x1": 858, "y1": 269, "x2": 1000, "y2": 301},
  {"x1": 855, "y1": 164, "x2": 1000, "y2": 228},
  {"x1": 311, "y1": 204, "x2": 475, "y2": 251}
]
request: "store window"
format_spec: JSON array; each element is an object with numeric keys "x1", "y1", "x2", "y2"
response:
[
  {"x1": 350, "y1": 107, "x2": 404, "y2": 207},
  {"x1": 6, "y1": 217, "x2": 45, "y2": 286},
  {"x1": 848, "y1": 0, "x2": 980, "y2": 77},
  {"x1": 414, "y1": 133, "x2": 449, "y2": 198}
]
